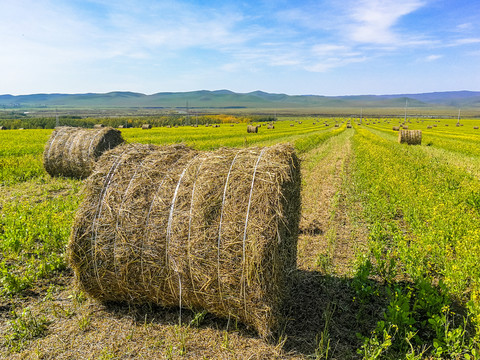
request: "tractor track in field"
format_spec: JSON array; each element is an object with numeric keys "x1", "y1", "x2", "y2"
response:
[{"x1": 297, "y1": 129, "x2": 368, "y2": 275}]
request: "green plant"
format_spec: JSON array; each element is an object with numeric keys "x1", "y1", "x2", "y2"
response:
[{"x1": 4, "y1": 307, "x2": 49, "y2": 352}]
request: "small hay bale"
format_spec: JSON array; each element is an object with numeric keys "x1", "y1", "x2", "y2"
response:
[
  {"x1": 346, "y1": 124, "x2": 352, "y2": 128},
  {"x1": 290, "y1": 124, "x2": 294, "y2": 127},
  {"x1": 247, "y1": 125, "x2": 259, "y2": 133},
  {"x1": 142, "y1": 124, "x2": 152, "y2": 130},
  {"x1": 267, "y1": 124, "x2": 275, "y2": 129},
  {"x1": 392, "y1": 126, "x2": 400, "y2": 131},
  {"x1": 212, "y1": 124, "x2": 220, "y2": 128},
  {"x1": 427, "y1": 126, "x2": 433, "y2": 129},
  {"x1": 433, "y1": 124, "x2": 437, "y2": 127},
  {"x1": 117, "y1": 125, "x2": 124, "y2": 129},
  {"x1": 43, "y1": 126, "x2": 124, "y2": 179},
  {"x1": 398, "y1": 130, "x2": 422, "y2": 145},
  {"x1": 0, "y1": 126, "x2": 6, "y2": 130},
  {"x1": 474, "y1": 126, "x2": 479, "y2": 130},
  {"x1": 94, "y1": 124, "x2": 105, "y2": 129},
  {"x1": 334, "y1": 124, "x2": 339, "y2": 127},
  {"x1": 68, "y1": 143, "x2": 301, "y2": 339}
]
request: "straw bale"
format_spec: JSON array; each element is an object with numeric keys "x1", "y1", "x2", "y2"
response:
[
  {"x1": 392, "y1": 126, "x2": 400, "y2": 131},
  {"x1": 0, "y1": 126, "x2": 6, "y2": 130},
  {"x1": 398, "y1": 130, "x2": 422, "y2": 145},
  {"x1": 267, "y1": 124, "x2": 275, "y2": 129},
  {"x1": 247, "y1": 125, "x2": 259, "y2": 133},
  {"x1": 142, "y1": 124, "x2": 152, "y2": 129},
  {"x1": 474, "y1": 126, "x2": 479, "y2": 130},
  {"x1": 427, "y1": 126, "x2": 432, "y2": 129},
  {"x1": 94, "y1": 124, "x2": 105, "y2": 129},
  {"x1": 43, "y1": 126, "x2": 124, "y2": 179},
  {"x1": 69, "y1": 143, "x2": 301, "y2": 339}
]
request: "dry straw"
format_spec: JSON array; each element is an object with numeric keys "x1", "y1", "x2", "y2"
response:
[
  {"x1": 398, "y1": 129, "x2": 422, "y2": 145},
  {"x1": 267, "y1": 124, "x2": 275, "y2": 129},
  {"x1": 68, "y1": 143, "x2": 301, "y2": 338},
  {"x1": 247, "y1": 125, "x2": 259, "y2": 133},
  {"x1": 43, "y1": 126, "x2": 124, "y2": 179},
  {"x1": 392, "y1": 126, "x2": 400, "y2": 131},
  {"x1": 141, "y1": 124, "x2": 152, "y2": 129}
]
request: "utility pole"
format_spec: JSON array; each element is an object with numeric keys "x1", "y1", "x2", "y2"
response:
[
  {"x1": 55, "y1": 108, "x2": 59, "y2": 127},
  {"x1": 404, "y1": 99, "x2": 408, "y2": 123}
]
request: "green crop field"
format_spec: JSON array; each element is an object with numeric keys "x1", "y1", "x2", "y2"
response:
[{"x1": 1, "y1": 117, "x2": 480, "y2": 359}]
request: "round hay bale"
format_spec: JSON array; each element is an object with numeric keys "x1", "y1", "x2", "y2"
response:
[
  {"x1": 94, "y1": 124, "x2": 105, "y2": 129},
  {"x1": 43, "y1": 126, "x2": 124, "y2": 179},
  {"x1": 398, "y1": 129, "x2": 422, "y2": 145},
  {"x1": 427, "y1": 126, "x2": 433, "y2": 129},
  {"x1": 392, "y1": 126, "x2": 400, "y2": 131},
  {"x1": 267, "y1": 124, "x2": 275, "y2": 129},
  {"x1": 141, "y1": 124, "x2": 152, "y2": 129},
  {"x1": 474, "y1": 126, "x2": 479, "y2": 130},
  {"x1": 69, "y1": 143, "x2": 301, "y2": 338},
  {"x1": 0, "y1": 126, "x2": 6, "y2": 130},
  {"x1": 247, "y1": 125, "x2": 259, "y2": 133}
]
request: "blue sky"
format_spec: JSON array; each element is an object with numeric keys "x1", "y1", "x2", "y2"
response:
[{"x1": 1, "y1": 0, "x2": 479, "y2": 95}]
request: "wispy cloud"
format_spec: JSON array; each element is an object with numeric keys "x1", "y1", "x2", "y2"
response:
[
  {"x1": 424, "y1": 54, "x2": 442, "y2": 62},
  {"x1": 345, "y1": 0, "x2": 426, "y2": 44}
]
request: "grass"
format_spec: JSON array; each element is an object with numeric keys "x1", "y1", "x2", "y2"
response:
[{"x1": 1, "y1": 116, "x2": 480, "y2": 358}]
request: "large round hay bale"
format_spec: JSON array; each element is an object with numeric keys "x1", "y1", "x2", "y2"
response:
[
  {"x1": 68, "y1": 143, "x2": 301, "y2": 338},
  {"x1": 398, "y1": 129, "x2": 422, "y2": 145},
  {"x1": 247, "y1": 125, "x2": 259, "y2": 133},
  {"x1": 43, "y1": 126, "x2": 124, "y2": 179}
]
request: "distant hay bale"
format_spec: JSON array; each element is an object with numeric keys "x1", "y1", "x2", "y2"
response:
[
  {"x1": 247, "y1": 125, "x2": 259, "y2": 133},
  {"x1": 68, "y1": 143, "x2": 301, "y2": 338},
  {"x1": 392, "y1": 126, "x2": 400, "y2": 131},
  {"x1": 433, "y1": 124, "x2": 437, "y2": 127},
  {"x1": 427, "y1": 126, "x2": 433, "y2": 129},
  {"x1": 94, "y1": 124, "x2": 105, "y2": 129},
  {"x1": 398, "y1": 130, "x2": 422, "y2": 145},
  {"x1": 43, "y1": 126, "x2": 124, "y2": 179},
  {"x1": 267, "y1": 124, "x2": 275, "y2": 129},
  {"x1": 474, "y1": 126, "x2": 479, "y2": 130},
  {"x1": 346, "y1": 124, "x2": 352, "y2": 128},
  {"x1": 117, "y1": 125, "x2": 124, "y2": 129},
  {"x1": 212, "y1": 124, "x2": 220, "y2": 128},
  {"x1": 142, "y1": 124, "x2": 152, "y2": 130},
  {"x1": 334, "y1": 124, "x2": 339, "y2": 127},
  {"x1": 0, "y1": 126, "x2": 6, "y2": 130},
  {"x1": 290, "y1": 124, "x2": 294, "y2": 127}
]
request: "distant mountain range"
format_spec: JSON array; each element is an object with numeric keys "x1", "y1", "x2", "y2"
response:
[{"x1": 1, "y1": 90, "x2": 479, "y2": 109}]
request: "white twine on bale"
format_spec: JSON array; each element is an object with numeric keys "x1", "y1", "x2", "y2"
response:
[
  {"x1": 45, "y1": 128, "x2": 62, "y2": 162},
  {"x1": 91, "y1": 148, "x2": 130, "y2": 293},
  {"x1": 66, "y1": 132, "x2": 83, "y2": 173},
  {"x1": 241, "y1": 147, "x2": 266, "y2": 318},
  {"x1": 186, "y1": 155, "x2": 209, "y2": 305},
  {"x1": 217, "y1": 149, "x2": 242, "y2": 312},
  {"x1": 87, "y1": 128, "x2": 105, "y2": 158},
  {"x1": 112, "y1": 148, "x2": 148, "y2": 289},
  {"x1": 166, "y1": 155, "x2": 200, "y2": 325}
]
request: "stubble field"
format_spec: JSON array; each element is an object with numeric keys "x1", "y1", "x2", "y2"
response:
[{"x1": 1, "y1": 117, "x2": 480, "y2": 359}]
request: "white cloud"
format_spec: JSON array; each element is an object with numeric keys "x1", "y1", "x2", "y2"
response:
[
  {"x1": 425, "y1": 54, "x2": 442, "y2": 61},
  {"x1": 346, "y1": 0, "x2": 426, "y2": 44}
]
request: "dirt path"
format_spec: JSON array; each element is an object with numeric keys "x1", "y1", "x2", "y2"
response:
[{"x1": 297, "y1": 129, "x2": 368, "y2": 275}]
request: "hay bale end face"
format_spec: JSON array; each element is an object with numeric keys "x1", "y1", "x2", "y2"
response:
[
  {"x1": 398, "y1": 129, "x2": 422, "y2": 145},
  {"x1": 43, "y1": 126, "x2": 125, "y2": 179},
  {"x1": 68, "y1": 143, "x2": 301, "y2": 338}
]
